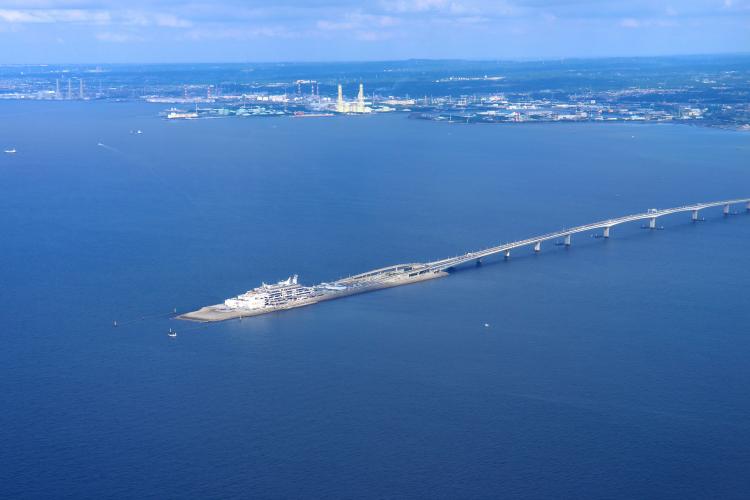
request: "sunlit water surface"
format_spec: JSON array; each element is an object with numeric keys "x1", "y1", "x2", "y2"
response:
[{"x1": 1, "y1": 102, "x2": 749, "y2": 498}]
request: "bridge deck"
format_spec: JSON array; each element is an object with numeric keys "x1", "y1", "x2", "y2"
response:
[{"x1": 428, "y1": 198, "x2": 750, "y2": 271}]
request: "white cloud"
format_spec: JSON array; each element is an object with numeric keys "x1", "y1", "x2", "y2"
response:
[
  {"x1": 154, "y1": 13, "x2": 192, "y2": 28},
  {"x1": 0, "y1": 7, "x2": 192, "y2": 28},
  {"x1": 379, "y1": 0, "x2": 511, "y2": 16},
  {"x1": 723, "y1": 0, "x2": 750, "y2": 9},
  {"x1": 355, "y1": 30, "x2": 393, "y2": 41},
  {"x1": 96, "y1": 31, "x2": 144, "y2": 42},
  {"x1": 317, "y1": 12, "x2": 400, "y2": 32},
  {"x1": 380, "y1": 0, "x2": 450, "y2": 13},
  {"x1": 317, "y1": 19, "x2": 357, "y2": 31},
  {"x1": 619, "y1": 17, "x2": 678, "y2": 29},
  {"x1": 455, "y1": 15, "x2": 488, "y2": 23},
  {"x1": 0, "y1": 9, "x2": 111, "y2": 24},
  {"x1": 182, "y1": 25, "x2": 294, "y2": 41}
]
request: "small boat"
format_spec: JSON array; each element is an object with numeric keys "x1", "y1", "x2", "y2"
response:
[
  {"x1": 484, "y1": 323, "x2": 490, "y2": 328},
  {"x1": 4, "y1": 148, "x2": 16, "y2": 154},
  {"x1": 167, "y1": 328, "x2": 177, "y2": 338}
]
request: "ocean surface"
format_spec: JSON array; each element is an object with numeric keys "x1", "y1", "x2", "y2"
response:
[{"x1": 1, "y1": 101, "x2": 749, "y2": 499}]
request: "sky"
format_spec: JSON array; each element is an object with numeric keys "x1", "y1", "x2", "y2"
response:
[{"x1": 0, "y1": 0, "x2": 748, "y2": 63}]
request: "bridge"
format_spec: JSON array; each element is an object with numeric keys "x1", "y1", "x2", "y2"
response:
[
  {"x1": 424, "y1": 198, "x2": 750, "y2": 272},
  {"x1": 179, "y1": 197, "x2": 750, "y2": 323}
]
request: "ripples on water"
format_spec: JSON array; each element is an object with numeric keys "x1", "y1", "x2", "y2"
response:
[{"x1": 1, "y1": 102, "x2": 749, "y2": 498}]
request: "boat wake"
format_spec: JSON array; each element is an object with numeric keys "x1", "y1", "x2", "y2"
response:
[{"x1": 96, "y1": 142, "x2": 121, "y2": 153}]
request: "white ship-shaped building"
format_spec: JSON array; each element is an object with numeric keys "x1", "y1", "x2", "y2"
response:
[{"x1": 224, "y1": 275, "x2": 320, "y2": 311}]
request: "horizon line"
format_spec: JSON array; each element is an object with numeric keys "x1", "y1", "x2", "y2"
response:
[{"x1": 2, "y1": 52, "x2": 749, "y2": 67}]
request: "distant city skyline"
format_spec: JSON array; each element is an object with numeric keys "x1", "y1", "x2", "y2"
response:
[{"x1": 0, "y1": 0, "x2": 748, "y2": 63}]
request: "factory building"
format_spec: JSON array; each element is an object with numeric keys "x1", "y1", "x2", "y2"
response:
[{"x1": 336, "y1": 83, "x2": 371, "y2": 114}]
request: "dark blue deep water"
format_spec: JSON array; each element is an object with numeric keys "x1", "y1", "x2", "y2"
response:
[{"x1": 1, "y1": 102, "x2": 750, "y2": 499}]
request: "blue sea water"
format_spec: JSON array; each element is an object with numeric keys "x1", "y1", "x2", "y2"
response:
[{"x1": 1, "y1": 101, "x2": 750, "y2": 499}]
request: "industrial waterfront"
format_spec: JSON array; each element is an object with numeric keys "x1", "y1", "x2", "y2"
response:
[{"x1": 2, "y1": 57, "x2": 750, "y2": 130}]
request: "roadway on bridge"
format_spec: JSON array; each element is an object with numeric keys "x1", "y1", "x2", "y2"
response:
[{"x1": 427, "y1": 198, "x2": 750, "y2": 272}]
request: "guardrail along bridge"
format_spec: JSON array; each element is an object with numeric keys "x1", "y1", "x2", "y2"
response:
[{"x1": 423, "y1": 198, "x2": 750, "y2": 273}]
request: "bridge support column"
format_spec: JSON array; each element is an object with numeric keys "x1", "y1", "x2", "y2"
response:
[
  {"x1": 564, "y1": 234, "x2": 571, "y2": 246},
  {"x1": 504, "y1": 250, "x2": 510, "y2": 259},
  {"x1": 534, "y1": 242, "x2": 541, "y2": 253},
  {"x1": 747, "y1": 201, "x2": 750, "y2": 212},
  {"x1": 724, "y1": 204, "x2": 730, "y2": 216},
  {"x1": 692, "y1": 209, "x2": 699, "y2": 221},
  {"x1": 649, "y1": 217, "x2": 657, "y2": 229},
  {"x1": 603, "y1": 227, "x2": 610, "y2": 238}
]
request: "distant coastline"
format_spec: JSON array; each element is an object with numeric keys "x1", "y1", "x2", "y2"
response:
[{"x1": 1, "y1": 56, "x2": 748, "y2": 131}]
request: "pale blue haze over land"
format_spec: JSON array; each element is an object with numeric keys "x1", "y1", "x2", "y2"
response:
[{"x1": 0, "y1": 0, "x2": 749, "y2": 63}]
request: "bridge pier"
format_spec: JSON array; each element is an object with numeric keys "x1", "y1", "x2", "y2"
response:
[
  {"x1": 649, "y1": 217, "x2": 657, "y2": 229},
  {"x1": 692, "y1": 209, "x2": 699, "y2": 221},
  {"x1": 534, "y1": 241, "x2": 541, "y2": 253},
  {"x1": 603, "y1": 226, "x2": 610, "y2": 238},
  {"x1": 564, "y1": 234, "x2": 572, "y2": 246},
  {"x1": 504, "y1": 250, "x2": 510, "y2": 259},
  {"x1": 747, "y1": 201, "x2": 750, "y2": 212},
  {"x1": 724, "y1": 203, "x2": 730, "y2": 216}
]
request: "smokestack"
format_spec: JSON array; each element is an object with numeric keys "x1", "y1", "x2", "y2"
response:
[
  {"x1": 336, "y1": 84, "x2": 344, "y2": 113},
  {"x1": 357, "y1": 83, "x2": 365, "y2": 112}
]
